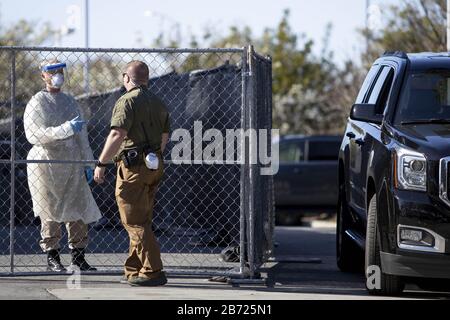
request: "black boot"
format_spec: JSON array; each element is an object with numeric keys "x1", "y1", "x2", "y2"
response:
[
  {"x1": 70, "y1": 248, "x2": 97, "y2": 271},
  {"x1": 47, "y1": 249, "x2": 66, "y2": 272}
]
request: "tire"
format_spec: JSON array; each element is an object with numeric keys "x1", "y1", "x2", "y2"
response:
[
  {"x1": 336, "y1": 183, "x2": 364, "y2": 272},
  {"x1": 365, "y1": 194, "x2": 404, "y2": 295}
]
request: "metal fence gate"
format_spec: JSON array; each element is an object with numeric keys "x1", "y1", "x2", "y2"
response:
[{"x1": 0, "y1": 46, "x2": 273, "y2": 279}]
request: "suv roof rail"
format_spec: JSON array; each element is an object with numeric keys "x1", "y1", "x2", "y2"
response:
[{"x1": 382, "y1": 51, "x2": 408, "y2": 59}]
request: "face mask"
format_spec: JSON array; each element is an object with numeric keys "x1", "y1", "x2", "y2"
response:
[{"x1": 51, "y1": 73, "x2": 64, "y2": 88}]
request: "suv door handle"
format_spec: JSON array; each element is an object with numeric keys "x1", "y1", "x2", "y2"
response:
[
  {"x1": 346, "y1": 132, "x2": 356, "y2": 139},
  {"x1": 355, "y1": 138, "x2": 365, "y2": 146}
]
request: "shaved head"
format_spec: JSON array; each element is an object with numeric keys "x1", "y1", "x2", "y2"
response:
[{"x1": 125, "y1": 60, "x2": 149, "y2": 85}]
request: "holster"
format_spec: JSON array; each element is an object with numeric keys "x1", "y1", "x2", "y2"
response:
[{"x1": 120, "y1": 148, "x2": 141, "y2": 168}]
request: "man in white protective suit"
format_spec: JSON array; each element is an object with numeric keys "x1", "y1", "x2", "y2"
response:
[{"x1": 23, "y1": 59, "x2": 101, "y2": 272}]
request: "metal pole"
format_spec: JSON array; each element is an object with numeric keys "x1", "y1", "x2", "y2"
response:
[
  {"x1": 239, "y1": 47, "x2": 248, "y2": 277},
  {"x1": 247, "y1": 45, "x2": 255, "y2": 278},
  {"x1": 447, "y1": 0, "x2": 450, "y2": 51},
  {"x1": 266, "y1": 56, "x2": 275, "y2": 260},
  {"x1": 9, "y1": 52, "x2": 16, "y2": 274},
  {"x1": 366, "y1": 0, "x2": 370, "y2": 53},
  {"x1": 83, "y1": 0, "x2": 90, "y2": 93}
]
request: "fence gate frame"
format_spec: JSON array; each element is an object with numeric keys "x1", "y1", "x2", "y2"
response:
[{"x1": 0, "y1": 45, "x2": 274, "y2": 283}]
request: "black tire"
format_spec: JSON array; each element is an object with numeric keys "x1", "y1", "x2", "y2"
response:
[
  {"x1": 365, "y1": 194, "x2": 404, "y2": 295},
  {"x1": 336, "y1": 183, "x2": 364, "y2": 272}
]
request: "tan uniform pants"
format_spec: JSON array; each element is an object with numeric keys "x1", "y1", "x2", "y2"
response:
[
  {"x1": 115, "y1": 159, "x2": 164, "y2": 279},
  {"x1": 40, "y1": 219, "x2": 88, "y2": 252}
]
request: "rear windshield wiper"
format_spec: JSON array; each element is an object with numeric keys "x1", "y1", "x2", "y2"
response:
[{"x1": 401, "y1": 119, "x2": 450, "y2": 124}]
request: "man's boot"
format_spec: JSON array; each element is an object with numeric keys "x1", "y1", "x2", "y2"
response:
[
  {"x1": 70, "y1": 248, "x2": 97, "y2": 271},
  {"x1": 47, "y1": 249, "x2": 66, "y2": 272}
]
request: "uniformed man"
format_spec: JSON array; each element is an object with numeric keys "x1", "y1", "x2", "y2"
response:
[{"x1": 94, "y1": 60, "x2": 170, "y2": 287}]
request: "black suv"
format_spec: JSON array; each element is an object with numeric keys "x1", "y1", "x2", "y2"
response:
[{"x1": 337, "y1": 51, "x2": 450, "y2": 295}]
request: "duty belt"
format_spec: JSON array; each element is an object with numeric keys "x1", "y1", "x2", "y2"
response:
[{"x1": 114, "y1": 146, "x2": 159, "y2": 168}]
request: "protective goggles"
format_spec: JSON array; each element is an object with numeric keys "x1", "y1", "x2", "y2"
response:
[{"x1": 41, "y1": 62, "x2": 67, "y2": 74}]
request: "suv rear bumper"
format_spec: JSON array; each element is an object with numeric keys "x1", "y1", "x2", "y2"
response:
[{"x1": 381, "y1": 251, "x2": 450, "y2": 279}]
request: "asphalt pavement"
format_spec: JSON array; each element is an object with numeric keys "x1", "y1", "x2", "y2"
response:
[{"x1": 0, "y1": 222, "x2": 450, "y2": 300}]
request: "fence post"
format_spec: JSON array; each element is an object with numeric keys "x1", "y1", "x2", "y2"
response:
[
  {"x1": 9, "y1": 50, "x2": 16, "y2": 274},
  {"x1": 266, "y1": 55, "x2": 275, "y2": 260},
  {"x1": 239, "y1": 47, "x2": 248, "y2": 277},
  {"x1": 247, "y1": 45, "x2": 256, "y2": 278}
]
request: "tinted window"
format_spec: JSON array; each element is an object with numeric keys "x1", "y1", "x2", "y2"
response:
[
  {"x1": 278, "y1": 140, "x2": 305, "y2": 163},
  {"x1": 355, "y1": 65, "x2": 380, "y2": 104},
  {"x1": 367, "y1": 67, "x2": 394, "y2": 107},
  {"x1": 308, "y1": 140, "x2": 340, "y2": 161},
  {"x1": 395, "y1": 70, "x2": 450, "y2": 123}
]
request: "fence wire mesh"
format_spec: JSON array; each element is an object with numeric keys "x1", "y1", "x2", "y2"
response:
[{"x1": 0, "y1": 46, "x2": 272, "y2": 277}]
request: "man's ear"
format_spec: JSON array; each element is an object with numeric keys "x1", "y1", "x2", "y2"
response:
[{"x1": 124, "y1": 74, "x2": 131, "y2": 84}]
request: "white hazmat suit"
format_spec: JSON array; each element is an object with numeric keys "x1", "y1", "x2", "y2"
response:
[{"x1": 24, "y1": 90, "x2": 101, "y2": 224}]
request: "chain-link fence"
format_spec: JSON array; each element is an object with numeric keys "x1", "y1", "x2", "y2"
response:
[{"x1": 0, "y1": 46, "x2": 273, "y2": 279}]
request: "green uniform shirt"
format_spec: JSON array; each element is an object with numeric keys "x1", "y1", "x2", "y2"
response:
[{"x1": 110, "y1": 86, "x2": 170, "y2": 158}]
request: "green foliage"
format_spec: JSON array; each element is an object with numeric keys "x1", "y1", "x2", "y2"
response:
[
  {"x1": 363, "y1": 0, "x2": 446, "y2": 65},
  {"x1": 65, "y1": 56, "x2": 124, "y2": 97},
  {"x1": 0, "y1": 19, "x2": 56, "y2": 118},
  {"x1": 153, "y1": 10, "x2": 346, "y2": 135},
  {"x1": 0, "y1": 18, "x2": 124, "y2": 119},
  {"x1": 0, "y1": 19, "x2": 54, "y2": 47}
]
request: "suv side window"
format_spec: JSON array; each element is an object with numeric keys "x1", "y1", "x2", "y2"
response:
[
  {"x1": 307, "y1": 140, "x2": 341, "y2": 161},
  {"x1": 278, "y1": 140, "x2": 305, "y2": 163},
  {"x1": 355, "y1": 65, "x2": 380, "y2": 104},
  {"x1": 366, "y1": 66, "x2": 394, "y2": 113}
]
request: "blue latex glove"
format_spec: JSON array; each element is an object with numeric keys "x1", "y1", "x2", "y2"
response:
[
  {"x1": 69, "y1": 115, "x2": 86, "y2": 133},
  {"x1": 85, "y1": 167, "x2": 94, "y2": 184}
]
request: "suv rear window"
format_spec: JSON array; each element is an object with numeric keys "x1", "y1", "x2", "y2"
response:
[{"x1": 395, "y1": 70, "x2": 450, "y2": 123}]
